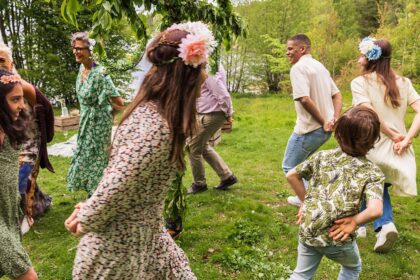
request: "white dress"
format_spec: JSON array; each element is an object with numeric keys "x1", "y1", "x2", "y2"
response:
[{"x1": 351, "y1": 72, "x2": 420, "y2": 196}]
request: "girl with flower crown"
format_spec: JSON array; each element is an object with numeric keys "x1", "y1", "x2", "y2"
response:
[
  {"x1": 67, "y1": 32, "x2": 125, "y2": 196},
  {"x1": 351, "y1": 38, "x2": 420, "y2": 253},
  {"x1": 0, "y1": 69, "x2": 38, "y2": 280},
  {"x1": 64, "y1": 22, "x2": 215, "y2": 279}
]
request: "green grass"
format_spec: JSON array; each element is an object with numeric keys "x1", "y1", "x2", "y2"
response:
[{"x1": 11, "y1": 93, "x2": 420, "y2": 279}]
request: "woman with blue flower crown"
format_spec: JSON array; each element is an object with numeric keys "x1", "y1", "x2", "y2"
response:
[
  {"x1": 67, "y1": 32, "x2": 125, "y2": 196},
  {"x1": 350, "y1": 38, "x2": 420, "y2": 253}
]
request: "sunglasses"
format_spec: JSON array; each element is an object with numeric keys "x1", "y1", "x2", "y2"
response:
[{"x1": 72, "y1": 47, "x2": 90, "y2": 53}]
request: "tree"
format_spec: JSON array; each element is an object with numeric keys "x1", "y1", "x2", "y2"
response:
[{"x1": 61, "y1": 0, "x2": 246, "y2": 54}]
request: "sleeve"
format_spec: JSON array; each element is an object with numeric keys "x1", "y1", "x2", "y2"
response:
[
  {"x1": 330, "y1": 77, "x2": 340, "y2": 96},
  {"x1": 77, "y1": 114, "x2": 168, "y2": 232},
  {"x1": 208, "y1": 73, "x2": 234, "y2": 117},
  {"x1": 295, "y1": 152, "x2": 320, "y2": 181},
  {"x1": 406, "y1": 79, "x2": 420, "y2": 105},
  {"x1": 98, "y1": 74, "x2": 120, "y2": 106},
  {"x1": 351, "y1": 77, "x2": 371, "y2": 106},
  {"x1": 363, "y1": 166, "x2": 385, "y2": 202},
  {"x1": 290, "y1": 65, "x2": 310, "y2": 100}
]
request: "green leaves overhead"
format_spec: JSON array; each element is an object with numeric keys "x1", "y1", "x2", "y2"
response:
[{"x1": 61, "y1": 0, "x2": 246, "y2": 55}]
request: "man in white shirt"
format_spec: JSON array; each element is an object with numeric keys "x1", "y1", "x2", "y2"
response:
[{"x1": 282, "y1": 34, "x2": 342, "y2": 207}]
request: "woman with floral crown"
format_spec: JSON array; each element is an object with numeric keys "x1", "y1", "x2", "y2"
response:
[
  {"x1": 351, "y1": 37, "x2": 420, "y2": 253},
  {"x1": 65, "y1": 22, "x2": 216, "y2": 279},
  {"x1": 0, "y1": 69, "x2": 38, "y2": 280},
  {"x1": 67, "y1": 31, "x2": 125, "y2": 196}
]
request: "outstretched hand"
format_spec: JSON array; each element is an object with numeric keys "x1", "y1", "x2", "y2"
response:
[{"x1": 328, "y1": 217, "x2": 357, "y2": 241}]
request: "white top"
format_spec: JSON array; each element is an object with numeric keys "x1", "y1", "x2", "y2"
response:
[
  {"x1": 291, "y1": 54, "x2": 339, "y2": 134},
  {"x1": 351, "y1": 72, "x2": 420, "y2": 196}
]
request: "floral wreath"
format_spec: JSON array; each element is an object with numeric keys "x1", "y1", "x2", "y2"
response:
[
  {"x1": 161, "y1": 21, "x2": 217, "y2": 68},
  {"x1": 0, "y1": 73, "x2": 21, "y2": 84},
  {"x1": 359, "y1": 37, "x2": 382, "y2": 61}
]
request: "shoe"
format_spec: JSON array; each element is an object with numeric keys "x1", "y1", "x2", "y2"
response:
[
  {"x1": 287, "y1": 196, "x2": 302, "y2": 207},
  {"x1": 214, "y1": 175, "x2": 238, "y2": 190},
  {"x1": 187, "y1": 183, "x2": 208, "y2": 194},
  {"x1": 356, "y1": 226, "x2": 367, "y2": 238},
  {"x1": 374, "y1": 222, "x2": 398, "y2": 253}
]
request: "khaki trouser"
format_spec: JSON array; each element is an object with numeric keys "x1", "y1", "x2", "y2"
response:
[{"x1": 186, "y1": 112, "x2": 232, "y2": 185}]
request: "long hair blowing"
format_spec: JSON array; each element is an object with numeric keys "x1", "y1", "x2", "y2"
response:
[
  {"x1": 0, "y1": 69, "x2": 29, "y2": 149},
  {"x1": 121, "y1": 29, "x2": 206, "y2": 170},
  {"x1": 363, "y1": 39, "x2": 400, "y2": 108}
]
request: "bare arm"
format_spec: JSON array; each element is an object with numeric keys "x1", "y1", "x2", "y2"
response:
[
  {"x1": 297, "y1": 96, "x2": 332, "y2": 131},
  {"x1": 110, "y1": 96, "x2": 125, "y2": 111},
  {"x1": 332, "y1": 92, "x2": 342, "y2": 121},
  {"x1": 286, "y1": 168, "x2": 306, "y2": 202},
  {"x1": 358, "y1": 102, "x2": 404, "y2": 142},
  {"x1": 394, "y1": 100, "x2": 420, "y2": 154},
  {"x1": 328, "y1": 199, "x2": 383, "y2": 241},
  {"x1": 21, "y1": 80, "x2": 36, "y2": 106}
]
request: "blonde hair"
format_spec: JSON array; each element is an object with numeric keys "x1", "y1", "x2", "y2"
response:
[{"x1": 0, "y1": 43, "x2": 13, "y2": 68}]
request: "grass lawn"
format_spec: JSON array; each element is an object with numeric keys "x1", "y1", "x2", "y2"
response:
[{"x1": 13, "y1": 93, "x2": 420, "y2": 279}]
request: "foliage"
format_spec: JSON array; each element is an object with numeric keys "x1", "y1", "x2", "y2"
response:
[{"x1": 61, "y1": 0, "x2": 246, "y2": 55}]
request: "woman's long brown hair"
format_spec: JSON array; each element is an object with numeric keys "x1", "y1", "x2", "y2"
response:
[
  {"x1": 121, "y1": 29, "x2": 206, "y2": 170},
  {"x1": 363, "y1": 39, "x2": 400, "y2": 108}
]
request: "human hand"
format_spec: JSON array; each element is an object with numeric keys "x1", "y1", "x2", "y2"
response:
[
  {"x1": 323, "y1": 120, "x2": 334, "y2": 132},
  {"x1": 328, "y1": 217, "x2": 357, "y2": 241},
  {"x1": 393, "y1": 138, "x2": 412, "y2": 155},
  {"x1": 227, "y1": 116, "x2": 233, "y2": 123},
  {"x1": 64, "y1": 203, "x2": 82, "y2": 233},
  {"x1": 296, "y1": 205, "x2": 304, "y2": 225},
  {"x1": 74, "y1": 223, "x2": 86, "y2": 237},
  {"x1": 391, "y1": 132, "x2": 405, "y2": 143}
]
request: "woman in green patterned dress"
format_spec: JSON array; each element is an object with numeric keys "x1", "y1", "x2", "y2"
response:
[
  {"x1": 67, "y1": 32, "x2": 124, "y2": 195},
  {"x1": 0, "y1": 69, "x2": 38, "y2": 280}
]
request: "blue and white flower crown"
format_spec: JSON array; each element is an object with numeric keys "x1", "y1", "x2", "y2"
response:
[{"x1": 359, "y1": 37, "x2": 382, "y2": 61}]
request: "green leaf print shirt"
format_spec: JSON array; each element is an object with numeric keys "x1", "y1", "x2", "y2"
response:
[
  {"x1": 295, "y1": 148, "x2": 384, "y2": 247},
  {"x1": 67, "y1": 64, "x2": 120, "y2": 195}
]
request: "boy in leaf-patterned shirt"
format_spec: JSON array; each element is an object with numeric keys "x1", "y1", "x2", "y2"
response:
[{"x1": 286, "y1": 107, "x2": 385, "y2": 280}]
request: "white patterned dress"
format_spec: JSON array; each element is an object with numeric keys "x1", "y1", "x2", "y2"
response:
[{"x1": 73, "y1": 103, "x2": 196, "y2": 280}]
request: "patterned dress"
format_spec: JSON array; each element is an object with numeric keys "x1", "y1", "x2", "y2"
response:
[
  {"x1": 67, "y1": 64, "x2": 121, "y2": 195},
  {"x1": 0, "y1": 137, "x2": 32, "y2": 278},
  {"x1": 73, "y1": 103, "x2": 196, "y2": 280},
  {"x1": 295, "y1": 149, "x2": 384, "y2": 247}
]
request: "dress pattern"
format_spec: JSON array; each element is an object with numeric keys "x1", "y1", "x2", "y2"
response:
[
  {"x1": 72, "y1": 103, "x2": 196, "y2": 280},
  {"x1": 0, "y1": 137, "x2": 32, "y2": 278},
  {"x1": 295, "y1": 149, "x2": 384, "y2": 247},
  {"x1": 67, "y1": 64, "x2": 120, "y2": 195}
]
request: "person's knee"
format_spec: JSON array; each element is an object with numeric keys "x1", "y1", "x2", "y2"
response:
[{"x1": 15, "y1": 267, "x2": 38, "y2": 280}]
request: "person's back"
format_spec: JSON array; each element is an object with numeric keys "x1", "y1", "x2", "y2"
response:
[
  {"x1": 287, "y1": 107, "x2": 385, "y2": 280},
  {"x1": 297, "y1": 148, "x2": 383, "y2": 247}
]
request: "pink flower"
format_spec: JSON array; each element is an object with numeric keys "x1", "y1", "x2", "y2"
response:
[
  {"x1": 0, "y1": 74, "x2": 21, "y2": 84},
  {"x1": 178, "y1": 34, "x2": 208, "y2": 68}
]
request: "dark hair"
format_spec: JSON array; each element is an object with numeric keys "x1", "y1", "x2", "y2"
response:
[
  {"x1": 0, "y1": 69, "x2": 29, "y2": 149},
  {"x1": 334, "y1": 106, "x2": 380, "y2": 157},
  {"x1": 363, "y1": 39, "x2": 400, "y2": 108},
  {"x1": 288, "y1": 34, "x2": 311, "y2": 48},
  {"x1": 121, "y1": 29, "x2": 206, "y2": 170}
]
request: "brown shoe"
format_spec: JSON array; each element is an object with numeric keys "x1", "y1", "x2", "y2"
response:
[
  {"x1": 214, "y1": 175, "x2": 238, "y2": 190},
  {"x1": 187, "y1": 183, "x2": 208, "y2": 194}
]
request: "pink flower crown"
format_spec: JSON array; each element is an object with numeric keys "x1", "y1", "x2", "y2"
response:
[
  {"x1": 163, "y1": 21, "x2": 217, "y2": 68},
  {"x1": 0, "y1": 73, "x2": 21, "y2": 84}
]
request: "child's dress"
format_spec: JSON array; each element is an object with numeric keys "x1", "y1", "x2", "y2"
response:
[{"x1": 0, "y1": 137, "x2": 32, "y2": 278}]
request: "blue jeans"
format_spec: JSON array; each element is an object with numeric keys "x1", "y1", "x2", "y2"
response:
[
  {"x1": 282, "y1": 127, "x2": 331, "y2": 174},
  {"x1": 290, "y1": 241, "x2": 362, "y2": 280},
  {"x1": 19, "y1": 164, "x2": 34, "y2": 195},
  {"x1": 360, "y1": 183, "x2": 393, "y2": 232}
]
